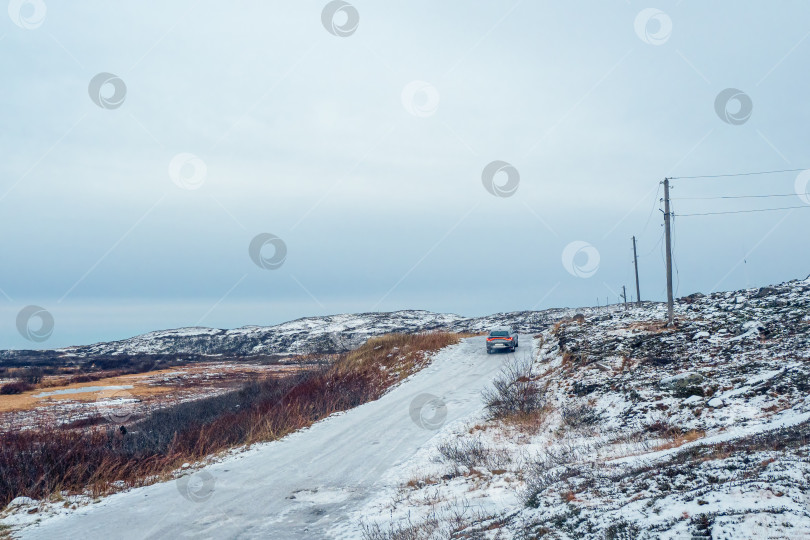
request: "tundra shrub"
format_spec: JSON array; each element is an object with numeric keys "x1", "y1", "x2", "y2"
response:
[
  {"x1": 0, "y1": 381, "x2": 34, "y2": 395},
  {"x1": 21, "y1": 367, "x2": 44, "y2": 385},
  {"x1": 482, "y1": 357, "x2": 545, "y2": 419},
  {"x1": 436, "y1": 437, "x2": 490, "y2": 470},
  {"x1": 561, "y1": 403, "x2": 602, "y2": 428}
]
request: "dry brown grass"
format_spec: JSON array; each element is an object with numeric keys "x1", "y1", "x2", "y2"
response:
[
  {"x1": 622, "y1": 320, "x2": 672, "y2": 334},
  {"x1": 560, "y1": 352, "x2": 575, "y2": 370},
  {"x1": 0, "y1": 363, "x2": 304, "y2": 414},
  {"x1": 0, "y1": 377, "x2": 173, "y2": 414},
  {"x1": 552, "y1": 315, "x2": 587, "y2": 337},
  {"x1": 760, "y1": 401, "x2": 793, "y2": 415},
  {"x1": 330, "y1": 332, "x2": 463, "y2": 386},
  {"x1": 405, "y1": 474, "x2": 440, "y2": 490},
  {"x1": 760, "y1": 457, "x2": 777, "y2": 467},
  {"x1": 499, "y1": 405, "x2": 552, "y2": 436},
  {"x1": 616, "y1": 356, "x2": 634, "y2": 374},
  {"x1": 655, "y1": 429, "x2": 705, "y2": 450}
]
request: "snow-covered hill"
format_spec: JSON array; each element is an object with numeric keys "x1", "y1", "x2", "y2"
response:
[
  {"x1": 4, "y1": 308, "x2": 579, "y2": 360},
  {"x1": 58, "y1": 311, "x2": 469, "y2": 358}
]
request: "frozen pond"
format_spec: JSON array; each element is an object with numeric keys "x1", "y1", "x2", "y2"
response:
[{"x1": 34, "y1": 385, "x2": 133, "y2": 398}]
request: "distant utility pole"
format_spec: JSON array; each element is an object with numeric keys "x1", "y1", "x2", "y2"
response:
[
  {"x1": 621, "y1": 286, "x2": 627, "y2": 309},
  {"x1": 632, "y1": 236, "x2": 641, "y2": 306},
  {"x1": 663, "y1": 178, "x2": 675, "y2": 326}
]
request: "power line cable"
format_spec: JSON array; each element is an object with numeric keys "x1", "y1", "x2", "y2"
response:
[
  {"x1": 645, "y1": 229, "x2": 664, "y2": 256},
  {"x1": 673, "y1": 193, "x2": 800, "y2": 200},
  {"x1": 669, "y1": 167, "x2": 808, "y2": 180},
  {"x1": 676, "y1": 205, "x2": 810, "y2": 217},
  {"x1": 638, "y1": 182, "x2": 662, "y2": 237},
  {"x1": 647, "y1": 170, "x2": 807, "y2": 302}
]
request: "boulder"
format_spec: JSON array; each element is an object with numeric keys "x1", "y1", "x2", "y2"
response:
[
  {"x1": 6, "y1": 496, "x2": 37, "y2": 509},
  {"x1": 752, "y1": 287, "x2": 777, "y2": 299}
]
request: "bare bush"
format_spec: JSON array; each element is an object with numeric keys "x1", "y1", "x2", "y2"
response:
[
  {"x1": 362, "y1": 500, "x2": 500, "y2": 540},
  {"x1": 560, "y1": 403, "x2": 602, "y2": 429},
  {"x1": 523, "y1": 461, "x2": 603, "y2": 509},
  {"x1": 362, "y1": 513, "x2": 441, "y2": 540},
  {"x1": 486, "y1": 447, "x2": 513, "y2": 470},
  {"x1": 605, "y1": 520, "x2": 642, "y2": 540},
  {"x1": 21, "y1": 367, "x2": 44, "y2": 385},
  {"x1": 435, "y1": 437, "x2": 490, "y2": 470},
  {"x1": 482, "y1": 356, "x2": 545, "y2": 419},
  {"x1": 0, "y1": 380, "x2": 34, "y2": 395},
  {"x1": 532, "y1": 445, "x2": 577, "y2": 470},
  {"x1": 522, "y1": 440, "x2": 604, "y2": 508}
]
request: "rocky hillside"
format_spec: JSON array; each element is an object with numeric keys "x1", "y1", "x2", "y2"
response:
[{"x1": 355, "y1": 277, "x2": 810, "y2": 539}]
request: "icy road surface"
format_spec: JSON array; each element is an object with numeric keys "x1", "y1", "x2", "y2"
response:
[{"x1": 22, "y1": 336, "x2": 524, "y2": 539}]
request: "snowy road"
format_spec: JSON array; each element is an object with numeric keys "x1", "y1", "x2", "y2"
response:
[{"x1": 22, "y1": 336, "x2": 527, "y2": 539}]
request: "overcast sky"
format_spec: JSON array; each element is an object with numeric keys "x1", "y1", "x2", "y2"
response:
[{"x1": 2, "y1": 1, "x2": 809, "y2": 348}]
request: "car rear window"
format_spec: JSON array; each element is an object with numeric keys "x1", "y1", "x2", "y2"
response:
[{"x1": 490, "y1": 331, "x2": 510, "y2": 337}]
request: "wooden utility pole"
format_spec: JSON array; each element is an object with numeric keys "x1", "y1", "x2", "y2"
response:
[
  {"x1": 621, "y1": 285, "x2": 627, "y2": 309},
  {"x1": 632, "y1": 236, "x2": 641, "y2": 306},
  {"x1": 663, "y1": 178, "x2": 675, "y2": 326}
]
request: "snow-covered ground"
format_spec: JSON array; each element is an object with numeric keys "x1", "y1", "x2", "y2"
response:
[
  {"x1": 8, "y1": 336, "x2": 524, "y2": 539},
  {"x1": 4, "y1": 278, "x2": 809, "y2": 538}
]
